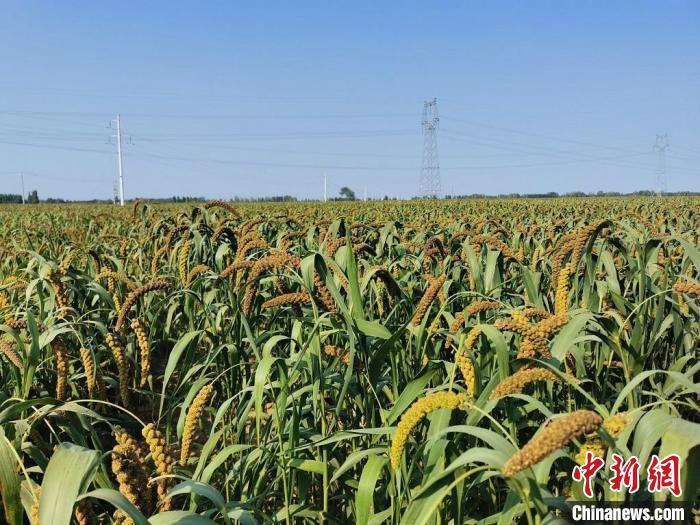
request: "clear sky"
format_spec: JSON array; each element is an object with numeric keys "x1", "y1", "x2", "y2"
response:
[{"x1": 1, "y1": 1, "x2": 699, "y2": 200}]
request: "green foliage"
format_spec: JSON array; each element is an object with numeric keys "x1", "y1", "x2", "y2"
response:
[{"x1": 0, "y1": 197, "x2": 697, "y2": 524}]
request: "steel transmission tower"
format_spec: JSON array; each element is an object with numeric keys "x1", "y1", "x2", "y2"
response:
[
  {"x1": 653, "y1": 134, "x2": 669, "y2": 195},
  {"x1": 419, "y1": 98, "x2": 441, "y2": 198},
  {"x1": 109, "y1": 115, "x2": 128, "y2": 206}
]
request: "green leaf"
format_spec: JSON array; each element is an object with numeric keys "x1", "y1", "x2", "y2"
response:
[
  {"x1": 0, "y1": 429, "x2": 23, "y2": 525},
  {"x1": 39, "y1": 443, "x2": 99, "y2": 525},
  {"x1": 355, "y1": 455, "x2": 387, "y2": 525},
  {"x1": 148, "y1": 511, "x2": 219, "y2": 525},
  {"x1": 168, "y1": 480, "x2": 231, "y2": 525},
  {"x1": 659, "y1": 418, "x2": 700, "y2": 503},
  {"x1": 81, "y1": 489, "x2": 149, "y2": 525},
  {"x1": 161, "y1": 330, "x2": 204, "y2": 406},
  {"x1": 331, "y1": 448, "x2": 385, "y2": 483},
  {"x1": 386, "y1": 370, "x2": 436, "y2": 425},
  {"x1": 355, "y1": 318, "x2": 391, "y2": 340},
  {"x1": 289, "y1": 458, "x2": 326, "y2": 475}
]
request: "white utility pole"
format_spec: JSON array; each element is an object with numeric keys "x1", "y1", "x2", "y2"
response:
[
  {"x1": 20, "y1": 173, "x2": 25, "y2": 204},
  {"x1": 364, "y1": 184, "x2": 367, "y2": 202},
  {"x1": 116, "y1": 114, "x2": 125, "y2": 206},
  {"x1": 323, "y1": 172, "x2": 327, "y2": 202}
]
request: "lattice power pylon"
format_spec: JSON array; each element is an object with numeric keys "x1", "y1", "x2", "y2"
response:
[
  {"x1": 653, "y1": 134, "x2": 669, "y2": 195},
  {"x1": 419, "y1": 98, "x2": 441, "y2": 198}
]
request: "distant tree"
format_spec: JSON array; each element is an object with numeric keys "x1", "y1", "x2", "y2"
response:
[
  {"x1": 339, "y1": 187, "x2": 356, "y2": 200},
  {"x1": 0, "y1": 194, "x2": 23, "y2": 204},
  {"x1": 27, "y1": 190, "x2": 39, "y2": 203}
]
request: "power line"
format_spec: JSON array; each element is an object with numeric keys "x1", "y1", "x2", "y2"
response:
[
  {"x1": 0, "y1": 109, "x2": 416, "y2": 120},
  {"x1": 440, "y1": 131, "x2": 700, "y2": 174},
  {"x1": 4, "y1": 134, "x2": 699, "y2": 178},
  {"x1": 0, "y1": 139, "x2": 113, "y2": 155},
  {"x1": 3, "y1": 108, "x2": 699, "y2": 196},
  {"x1": 1, "y1": 170, "x2": 109, "y2": 183},
  {"x1": 441, "y1": 115, "x2": 644, "y2": 155}
]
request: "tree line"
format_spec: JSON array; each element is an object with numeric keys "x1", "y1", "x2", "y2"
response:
[{"x1": 0, "y1": 191, "x2": 39, "y2": 204}]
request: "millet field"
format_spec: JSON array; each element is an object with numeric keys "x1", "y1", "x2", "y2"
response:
[{"x1": 0, "y1": 197, "x2": 698, "y2": 524}]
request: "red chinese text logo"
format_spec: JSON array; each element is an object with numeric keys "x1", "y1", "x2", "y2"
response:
[
  {"x1": 572, "y1": 451, "x2": 605, "y2": 498},
  {"x1": 647, "y1": 454, "x2": 681, "y2": 497},
  {"x1": 572, "y1": 453, "x2": 682, "y2": 497}
]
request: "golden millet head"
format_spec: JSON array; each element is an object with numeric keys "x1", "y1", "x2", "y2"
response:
[
  {"x1": 180, "y1": 383, "x2": 215, "y2": 464},
  {"x1": 410, "y1": 274, "x2": 446, "y2": 327},
  {"x1": 502, "y1": 410, "x2": 602, "y2": 476},
  {"x1": 131, "y1": 319, "x2": 150, "y2": 388},
  {"x1": 390, "y1": 391, "x2": 470, "y2": 470},
  {"x1": 602, "y1": 412, "x2": 630, "y2": 438},
  {"x1": 490, "y1": 367, "x2": 561, "y2": 400},
  {"x1": 575, "y1": 437, "x2": 606, "y2": 464},
  {"x1": 454, "y1": 349, "x2": 475, "y2": 398}
]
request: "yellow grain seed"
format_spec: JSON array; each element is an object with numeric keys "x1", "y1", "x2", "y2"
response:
[
  {"x1": 112, "y1": 427, "x2": 152, "y2": 518},
  {"x1": 411, "y1": 274, "x2": 446, "y2": 326},
  {"x1": 575, "y1": 437, "x2": 606, "y2": 464},
  {"x1": 53, "y1": 339, "x2": 69, "y2": 401},
  {"x1": 454, "y1": 349, "x2": 475, "y2": 398},
  {"x1": 465, "y1": 326, "x2": 481, "y2": 350},
  {"x1": 449, "y1": 312, "x2": 465, "y2": 335},
  {"x1": 390, "y1": 391, "x2": 470, "y2": 470},
  {"x1": 466, "y1": 300, "x2": 500, "y2": 316},
  {"x1": 0, "y1": 339, "x2": 23, "y2": 368},
  {"x1": 241, "y1": 253, "x2": 301, "y2": 315},
  {"x1": 130, "y1": 319, "x2": 150, "y2": 388},
  {"x1": 323, "y1": 344, "x2": 351, "y2": 365},
  {"x1": 219, "y1": 260, "x2": 254, "y2": 280},
  {"x1": 150, "y1": 245, "x2": 168, "y2": 275},
  {"x1": 184, "y1": 264, "x2": 210, "y2": 287},
  {"x1": 262, "y1": 292, "x2": 311, "y2": 309},
  {"x1": 203, "y1": 199, "x2": 239, "y2": 216},
  {"x1": 180, "y1": 384, "x2": 215, "y2": 464},
  {"x1": 555, "y1": 263, "x2": 571, "y2": 315},
  {"x1": 502, "y1": 410, "x2": 602, "y2": 476},
  {"x1": 537, "y1": 312, "x2": 570, "y2": 338},
  {"x1": 312, "y1": 272, "x2": 338, "y2": 314},
  {"x1": 522, "y1": 307, "x2": 552, "y2": 320},
  {"x1": 95, "y1": 270, "x2": 136, "y2": 289},
  {"x1": 178, "y1": 235, "x2": 191, "y2": 285},
  {"x1": 517, "y1": 336, "x2": 551, "y2": 359},
  {"x1": 602, "y1": 412, "x2": 629, "y2": 438},
  {"x1": 142, "y1": 423, "x2": 175, "y2": 510},
  {"x1": 115, "y1": 279, "x2": 172, "y2": 332},
  {"x1": 490, "y1": 367, "x2": 562, "y2": 400},
  {"x1": 79, "y1": 347, "x2": 106, "y2": 399},
  {"x1": 30, "y1": 487, "x2": 40, "y2": 525},
  {"x1": 106, "y1": 333, "x2": 130, "y2": 407},
  {"x1": 47, "y1": 268, "x2": 69, "y2": 318}
]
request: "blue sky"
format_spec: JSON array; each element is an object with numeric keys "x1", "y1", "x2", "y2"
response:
[{"x1": 1, "y1": 1, "x2": 698, "y2": 200}]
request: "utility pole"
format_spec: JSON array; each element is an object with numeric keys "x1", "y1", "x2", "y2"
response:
[
  {"x1": 419, "y1": 98, "x2": 441, "y2": 198},
  {"x1": 653, "y1": 134, "x2": 669, "y2": 196},
  {"x1": 20, "y1": 173, "x2": 25, "y2": 204},
  {"x1": 323, "y1": 173, "x2": 327, "y2": 202},
  {"x1": 110, "y1": 114, "x2": 126, "y2": 206},
  {"x1": 364, "y1": 184, "x2": 367, "y2": 202}
]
